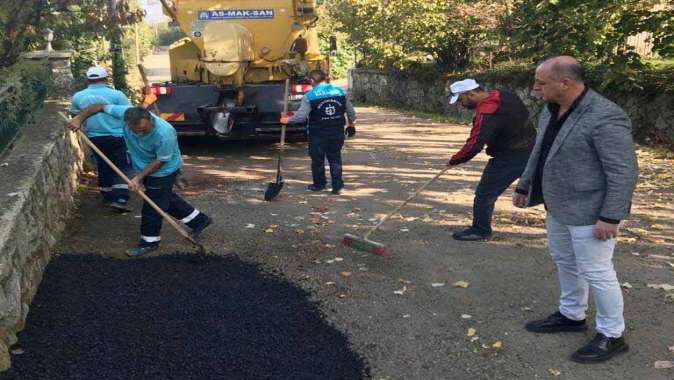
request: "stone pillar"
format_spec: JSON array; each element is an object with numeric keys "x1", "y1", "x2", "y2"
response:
[{"x1": 21, "y1": 29, "x2": 74, "y2": 96}]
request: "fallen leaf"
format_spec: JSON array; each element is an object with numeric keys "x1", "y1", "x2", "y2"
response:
[
  {"x1": 325, "y1": 281, "x2": 335, "y2": 285},
  {"x1": 548, "y1": 368, "x2": 561, "y2": 376},
  {"x1": 394, "y1": 286, "x2": 407, "y2": 295},
  {"x1": 453, "y1": 281, "x2": 470, "y2": 288},
  {"x1": 651, "y1": 224, "x2": 667, "y2": 230},
  {"x1": 492, "y1": 341, "x2": 502, "y2": 349},
  {"x1": 668, "y1": 345, "x2": 674, "y2": 352},
  {"x1": 339, "y1": 271, "x2": 352, "y2": 277},
  {"x1": 338, "y1": 294, "x2": 346, "y2": 298},
  {"x1": 333, "y1": 257, "x2": 344, "y2": 262},
  {"x1": 325, "y1": 244, "x2": 336, "y2": 248},
  {"x1": 654, "y1": 360, "x2": 674, "y2": 369},
  {"x1": 402, "y1": 314, "x2": 411, "y2": 318},
  {"x1": 325, "y1": 260, "x2": 335, "y2": 264},
  {"x1": 521, "y1": 307, "x2": 533, "y2": 312},
  {"x1": 467, "y1": 327, "x2": 476, "y2": 337},
  {"x1": 648, "y1": 284, "x2": 674, "y2": 291},
  {"x1": 620, "y1": 282, "x2": 633, "y2": 289},
  {"x1": 264, "y1": 228, "x2": 275, "y2": 233},
  {"x1": 399, "y1": 278, "x2": 412, "y2": 284},
  {"x1": 461, "y1": 314, "x2": 472, "y2": 319},
  {"x1": 295, "y1": 229, "x2": 304, "y2": 234},
  {"x1": 431, "y1": 282, "x2": 446, "y2": 288},
  {"x1": 470, "y1": 336, "x2": 479, "y2": 342},
  {"x1": 631, "y1": 252, "x2": 641, "y2": 256},
  {"x1": 400, "y1": 228, "x2": 409, "y2": 232},
  {"x1": 245, "y1": 223, "x2": 256, "y2": 229}
]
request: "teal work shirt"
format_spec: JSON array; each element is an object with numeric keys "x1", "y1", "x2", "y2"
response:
[
  {"x1": 71, "y1": 84, "x2": 130, "y2": 137},
  {"x1": 103, "y1": 105, "x2": 183, "y2": 177}
]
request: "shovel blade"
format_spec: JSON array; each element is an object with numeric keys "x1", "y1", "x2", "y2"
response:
[{"x1": 264, "y1": 181, "x2": 284, "y2": 201}]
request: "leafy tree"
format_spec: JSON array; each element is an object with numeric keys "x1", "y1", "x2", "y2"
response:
[{"x1": 509, "y1": 0, "x2": 673, "y2": 71}]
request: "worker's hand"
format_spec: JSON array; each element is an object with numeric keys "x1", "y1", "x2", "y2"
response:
[
  {"x1": 594, "y1": 220, "x2": 619, "y2": 241},
  {"x1": 128, "y1": 176, "x2": 144, "y2": 193},
  {"x1": 345, "y1": 126, "x2": 356, "y2": 138},
  {"x1": 279, "y1": 116, "x2": 290, "y2": 124},
  {"x1": 512, "y1": 192, "x2": 527, "y2": 208},
  {"x1": 67, "y1": 116, "x2": 83, "y2": 132},
  {"x1": 142, "y1": 92, "x2": 157, "y2": 107},
  {"x1": 446, "y1": 159, "x2": 457, "y2": 167}
]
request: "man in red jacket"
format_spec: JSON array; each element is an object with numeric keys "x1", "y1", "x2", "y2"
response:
[{"x1": 447, "y1": 79, "x2": 535, "y2": 241}]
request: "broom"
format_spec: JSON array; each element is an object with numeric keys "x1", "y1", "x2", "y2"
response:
[
  {"x1": 343, "y1": 166, "x2": 451, "y2": 257},
  {"x1": 264, "y1": 78, "x2": 290, "y2": 201}
]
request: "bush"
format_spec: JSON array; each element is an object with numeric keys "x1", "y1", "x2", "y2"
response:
[{"x1": 0, "y1": 61, "x2": 51, "y2": 153}]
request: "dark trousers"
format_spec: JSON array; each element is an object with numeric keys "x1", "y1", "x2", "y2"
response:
[
  {"x1": 90, "y1": 136, "x2": 131, "y2": 203},
  {"x1": 140, "y1": 172, "x2": 207, "y2": 245},
  {"x1": 308, "y1": 135, "x2": 345, "y2": 190},
  {"x1": 472, "y1": 155, "x2": 530, "y2": 235}
]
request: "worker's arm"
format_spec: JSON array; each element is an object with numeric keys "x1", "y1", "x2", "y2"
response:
[
  {"x1": 67, "y1": 104, "x2": 106, "y2": 131},
  {"x1": 345, "y1": 97, "x2": 357, "y2": 126},
  {"x1": 129, "y1": 160, "x2": 163, "y2": 192},
  {"x1": 447, "y1": 113, "x2": 499, "y2": 166},
  {"x1": 283, "y1": 96, "x2": 311, "y2": 124}
]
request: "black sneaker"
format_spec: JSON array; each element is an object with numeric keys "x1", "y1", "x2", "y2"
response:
[
  {"x1": 307, "y1": 184, "x2": 325, "y2": 192},
  {"x1": 190, "y1": 216, "x2": 212, "y2": 239},
  {"x1": 525, "y1": 311, "x2": 588, "y2": 333},
  {"x1": 452, "y1": 228, "x2": 490, "y2": 241},
  {"x1": 570, "y1": 333, "x2": 629, "y2": 363},
  {"x1": 106, "y1": 200, "x2": 132, "y2": 213},
  {"x1": 331, "y1": 187, "x2": 343, "y2": 195}
]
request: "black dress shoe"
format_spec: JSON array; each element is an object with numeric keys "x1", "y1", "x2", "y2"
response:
[
  {"x1": 452, "y1": 228, "x2": 490, "y2": 241},
  {"x1": 525, "y1": 311, "x2": 588, "y2": 333},
  {"x1": 306, "y1": 184, "x2": 325, "y2": 192},
  {"x1": 570, "y1": 333, "x2": 629, "y2": 363}
]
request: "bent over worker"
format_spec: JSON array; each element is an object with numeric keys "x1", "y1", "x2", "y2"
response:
[
  {"x1": 68, "y1": 105, "x2": 212, "y2": 257},
  {"x1": 281, "y1": 70, "x2": 357, "y2": 195},
  {"x1": 447, "y1": 79, "x2": 535, "y2": 241},
  {"x1": 70, "y1": 66, "x2": 132, "y2": 212}
]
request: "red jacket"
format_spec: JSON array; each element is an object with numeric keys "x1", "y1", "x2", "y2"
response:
[{"x1": 449, "y1": 90, "x2": 535, "y2": 165}]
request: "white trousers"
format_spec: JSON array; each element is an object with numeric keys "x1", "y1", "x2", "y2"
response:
[{"x1": 546, "y1": 213, "x2": 625, "y2": 338}]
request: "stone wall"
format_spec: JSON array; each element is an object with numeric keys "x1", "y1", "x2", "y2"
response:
[
  {"x1": 0, "y1": 100, "x2": 82, "y2": 370},
  {"x1": 348, "y1": 69, "x2": 674, "y2": 147}
]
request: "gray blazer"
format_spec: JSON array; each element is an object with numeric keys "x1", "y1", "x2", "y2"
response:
[{"x1": 516, "y1": 89, "x2": 638, "y2": 226}]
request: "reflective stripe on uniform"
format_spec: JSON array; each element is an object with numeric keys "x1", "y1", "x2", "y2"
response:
[{"x1": 180, "y1": 209, "x2": 200, "y2": 223}]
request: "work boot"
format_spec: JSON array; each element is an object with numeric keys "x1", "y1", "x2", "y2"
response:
[
  {"x1": 570, "y1": 333, "x2": 628, "y2": 363},
  {"x1": 126, "y1": 243, "x2": 159, "y2": 257},
  {"x1": 106, "y1": 199, "x2": 132, "y2": 213},
  {"x1": 307, "y1": 184, "x2": 325, "y2": 192},
  {"x1": 190, "y1": 215, "x2": 213, "y2": 240},
  {"x1": 525, "y1": 311, "x2": 588, "y2": 333},
  {"x1": 452, "y1": 227, "x2": 490, "y2": 241},
  {"x1": 331, "y1": 186, "x2": 343, "y2": 195}
]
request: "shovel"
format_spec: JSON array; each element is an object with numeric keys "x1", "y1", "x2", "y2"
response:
[{"x1": 264, "y1": 78, "x2": 290, "y2": 201}]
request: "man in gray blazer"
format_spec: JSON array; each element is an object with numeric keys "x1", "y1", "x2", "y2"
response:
[{"x1": 513, "y1": 56, "x2": 638, "y2": 363}]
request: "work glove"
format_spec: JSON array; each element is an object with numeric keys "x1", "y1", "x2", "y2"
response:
[
  {"x1": 345, "y1": 126, "x2": 356, "y2": 138},
  {"x1": 279, "y1": 111, "x2": 295, "y2": 125}
]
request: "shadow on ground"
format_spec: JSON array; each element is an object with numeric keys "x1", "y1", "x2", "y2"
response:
[{"x1": 1, "y1": 254, "x2": 369, "y2": 380}]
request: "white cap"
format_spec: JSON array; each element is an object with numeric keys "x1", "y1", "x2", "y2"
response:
[
  {"x1": 448, "y1": 79, "x2": 479, "y2": 104},
  {"x1": 86, "y1": 66, "x2": 108, "y2": 80}
]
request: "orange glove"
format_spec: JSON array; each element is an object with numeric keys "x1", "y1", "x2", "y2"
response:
[
  {"x1": 143, "y1": 92, "x2": 158, "y2": 106},
  {"x1": 280, "y1": 116, "x2": 289, "y2": 124}
]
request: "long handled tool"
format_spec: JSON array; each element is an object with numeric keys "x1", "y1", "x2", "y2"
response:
[
  {"x1": 138, "y1": 64, "x2": 161, "y2": 115},
  {"x1": 343, "y1": 166, "x2": 451, "y2": 257},
  {"x1": 264, "y1": 78, "x2": 290, "y2": 201},
  {"x1": 58, "y1": 112, "x2": 206, "y2": 254}
]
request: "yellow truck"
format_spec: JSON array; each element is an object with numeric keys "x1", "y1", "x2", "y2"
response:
[{"x1": 154, "y1": 0, "x2": 333, "y2": 138}]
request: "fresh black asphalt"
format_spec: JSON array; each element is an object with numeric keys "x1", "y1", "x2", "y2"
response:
[{"x1": 1, "y1": 254, "x2": 369, "y2": 380}]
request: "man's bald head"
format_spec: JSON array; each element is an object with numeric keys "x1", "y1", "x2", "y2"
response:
[
  {"x1": 533, "y1": 56, "x2": 586, "y2": 106},
  {"x1": 538, "y1": 56, "x2": 584, "y2": 83}
]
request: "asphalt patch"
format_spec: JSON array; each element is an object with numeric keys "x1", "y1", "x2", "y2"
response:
[{"x1": 1, "y1": 254, "x2": 369, "y2": 380}]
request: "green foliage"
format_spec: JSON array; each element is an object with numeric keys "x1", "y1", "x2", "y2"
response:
[
  {"x1": 0, "y1": 62, "x2": 51, "y2": 153},
  {"x1": 509, "y1": 0, "x2": 674, "y2": 90},
  {"x1": 324, "y1": 0, "x2": 485, "y2": 71},
  {"x1": 154, "y1": 24, "x2": 186, "y2": 46}
]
